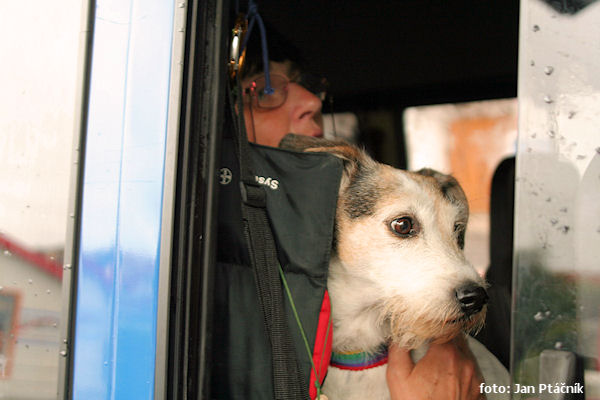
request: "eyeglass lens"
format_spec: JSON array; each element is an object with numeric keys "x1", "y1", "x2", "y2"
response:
[
  {"x1": 246, "y1": 73, "x2": 329, "y2": 109},
  {"x1": 248, "y1": 75, "x2": 288, "y2": 109}
]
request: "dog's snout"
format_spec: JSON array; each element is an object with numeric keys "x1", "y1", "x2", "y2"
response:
[{"x1": 455, "y1": 284, "x2": 488, "y2": 316}]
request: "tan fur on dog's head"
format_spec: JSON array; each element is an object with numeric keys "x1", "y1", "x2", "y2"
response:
[{"x1": 280, "y1": 134, "x2": 487, "y2": 351}]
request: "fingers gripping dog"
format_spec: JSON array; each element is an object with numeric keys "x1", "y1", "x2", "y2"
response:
[{"x1": 279, "y1": 134, "x2": 498, "y2": 400}]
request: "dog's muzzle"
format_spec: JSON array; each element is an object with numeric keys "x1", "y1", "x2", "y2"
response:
[{"x1": 455, "y1": 284, "x2": 489, "y2": 317}]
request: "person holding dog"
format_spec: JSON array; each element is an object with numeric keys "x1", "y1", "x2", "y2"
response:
[{"x1": 237, "y1": 23, "x2": 487, "y2": 400}]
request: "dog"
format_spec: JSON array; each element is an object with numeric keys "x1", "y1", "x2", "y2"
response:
[{"x1": 279, "y1": 134, "x2": 509, "y2": 400}]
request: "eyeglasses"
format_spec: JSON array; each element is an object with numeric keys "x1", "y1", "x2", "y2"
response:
[{"x1": 243, "y1": 73, "x2": 328, "y2": 109}]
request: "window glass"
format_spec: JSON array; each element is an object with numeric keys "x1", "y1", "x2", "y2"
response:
[
  {"x1": 0, "y1": 1, "x2": 82, "y2": 397},
  {"x1": 513, "y1": 0, "x2": 600, "y2": 398}
]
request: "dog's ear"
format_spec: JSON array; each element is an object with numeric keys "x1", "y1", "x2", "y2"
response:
[
  {"x1": 415, "y1": 168, "x2": 469, "y2": 220},
  {"x1": 279, "y1": 134, "x2": 361, "y2": 161},
  {"x1": 415, "y1": 168, "x2": 469, "y2": 248},
  {"x1": 279, "y1": 133, "x2": 367, "y2": 177}
]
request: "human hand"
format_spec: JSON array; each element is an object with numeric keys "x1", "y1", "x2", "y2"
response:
[{"x1": 386, "y1": 336, "x2": 486, "y2": 400}]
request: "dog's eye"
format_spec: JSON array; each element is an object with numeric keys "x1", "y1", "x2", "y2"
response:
[
  {"x1": 390, "y1": 217, "x2": 416, "y2": 237},
  {"x1": 454, "y1": 222, "x2": 466, "y2": 249}
]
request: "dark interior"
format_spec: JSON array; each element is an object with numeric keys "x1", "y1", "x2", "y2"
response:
[
  {"x1": 256, "y1": 0, "x2": 520, "y2": 111},
  {"x1": 246, "y1": 0, "x2": 520, "y2": 167}
]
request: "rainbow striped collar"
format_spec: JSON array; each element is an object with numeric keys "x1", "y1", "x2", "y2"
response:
[{"x1": 330, "y1": 344, "x2": 389, "y2": 371}]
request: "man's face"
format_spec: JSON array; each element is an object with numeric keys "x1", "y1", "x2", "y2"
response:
[{"x1": 242, "y1": 61, "x2": 324, "y2": 147}]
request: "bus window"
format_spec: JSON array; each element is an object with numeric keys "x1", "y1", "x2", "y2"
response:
[{"x1": 0, "y1": 0, "x2": 83, "y2": 397}]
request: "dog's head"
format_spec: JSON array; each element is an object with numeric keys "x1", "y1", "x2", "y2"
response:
[{"x1": 280, "y1": 134, "x2": 488, "y2": 349}]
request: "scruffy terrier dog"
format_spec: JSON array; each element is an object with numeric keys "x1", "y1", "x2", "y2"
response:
[{"x1": 280, "y1": 134, "x2": 505, "y2": 400}]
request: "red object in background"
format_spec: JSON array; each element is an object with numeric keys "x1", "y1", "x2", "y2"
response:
[{"x1": 0, "y1": 235, "x2": 62, "y2": 279}]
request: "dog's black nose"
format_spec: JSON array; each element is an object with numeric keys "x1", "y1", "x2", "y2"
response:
[{"x1": 455, "y1": 284, "x2": 488, "y2": 316}]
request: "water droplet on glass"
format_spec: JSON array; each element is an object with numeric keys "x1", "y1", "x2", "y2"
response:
[
  {"x1": 530, "y1": 60, "x2": 536, "y2": 66},
  {"x1": 534, "y1": 311, "x2": 544, "y2": 321},
  {"x1": 576, "y1": 155, "x2": 586, "y2": 160},
  {"x1": 560, "y1": 207, "x2": 568, "y2": 213},
  {"x1": 559, "y1": 225, "x2": 570, "y2": 234},
  {"x1": 64, "y1": 264, "x2": 71, "y2": 270},
  {"x1": 3, "y1": 250, "x2": 11, "y2": 256},
  {"x1": 60, "y1": 350, "x2": 68, "y2": 357},
  {"x1": 0, "y1": 286, "x2": 3, "y2": 292},
  {"x1": 533, "y1": 25, "x2": 540, "y2": 32},
  {"x1": 544, "y1": 95, "x2": 553, "y2": 104},
  {"x1": 46, "y1": 289, "x2": 51, "y2": 295},
  {"x1": 544, "y1": 66, "x2": 554, "y2": 75},
  {"x1": 531, "y1": 132, "x2": 537, "y2": 138},
  {"x1": 545, "y1": 310, "x2": 551, "y2": 316},
  {"x1": 178, "y1": 2, "x2": 185, "y2": 8},
  {"x1": 25, "y1": 344, "x2": 29, "y2": 349},
  {"x1": 547, "y1": 130, "x2": 556, "y2": 138},
  {"x1": 554, "y1": 342, "x2": 563, "y2": 349},
  {"x1": 550, "y1": 218, "x2": 558, "y2": 225},
  {"x1": 595, "y1": 147, "x2": 600, "y2": 154},
  {"x1": 28, "y1": 279, "x2": 33, "y2": 285},
  {"x1": 568, "y1": 111, "x2": 576, "y2": 119},
  {"x1": 104, "y1": 361, "x2": 109, "y2": 366}
]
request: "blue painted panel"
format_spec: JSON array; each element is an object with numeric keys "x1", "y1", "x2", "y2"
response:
[{"x1": 73, "y1": 0, "x2": 174, "y2": 398}]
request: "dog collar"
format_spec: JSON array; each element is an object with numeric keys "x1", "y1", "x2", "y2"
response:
[{"x1": 330, "y1": 344, "x2": 389, "y2": 371}]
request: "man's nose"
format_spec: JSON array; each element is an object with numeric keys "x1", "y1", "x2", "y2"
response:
[{"x1": 289, "y1": 83, "x2": 323, "y2": 118}]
